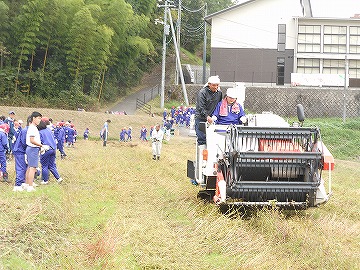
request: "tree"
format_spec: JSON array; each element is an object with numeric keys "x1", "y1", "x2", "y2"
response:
[
  {"x1": 0, "y1": 0, "x2": 162, "y2": 108},
  {"x1": 126, "y1": 0, "x2": 157, "y2": 16},
  {"x1": 180, "y1": 0, "x2": 233, "y2": 53},
  {"x1": 12, "y1": 0, "x2": 46, "y2": 93}
]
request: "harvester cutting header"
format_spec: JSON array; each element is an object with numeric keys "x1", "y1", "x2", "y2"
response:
[{"x1": 188, "y1": 84, "x2": 334, "y2": 209}]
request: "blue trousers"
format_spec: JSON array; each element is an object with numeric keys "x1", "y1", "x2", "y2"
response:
[
  {"x1": 57, "y1": 141, "x2": 66, "y2": 155},
  {"x1": 40, "y1": 149, "x2": 60, "y2": 181},
  {"x1": 0, "y1": 151, "x2": 7, "y2": 174},
  {"x1": 14, "y1": 153, "x2": 26, "y2": 186},
  {"x1": 195, "y1": 118, "x2": 206, "y2": 145}
]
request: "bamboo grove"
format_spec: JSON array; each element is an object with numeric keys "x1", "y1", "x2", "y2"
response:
[{"x1": 0, "y1": 0, "x2": 232, "y2": 110}]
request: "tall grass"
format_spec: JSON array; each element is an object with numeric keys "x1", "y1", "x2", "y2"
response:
[
  {"x1": 304, "y1": 117, "x2": 360, "y2": 160},
  {"x1": 0, "y1": 106, "x2": 359, "y2": 269}
]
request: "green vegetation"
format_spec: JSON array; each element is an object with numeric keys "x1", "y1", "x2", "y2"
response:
[
  {"x1": 181, "y1": 47, "x2": 205, "y2": 66},
  {"x1": 0, "y1": 105, "x2": 358, "y2": 269},
  {"x1": 0, "y1": 0, "x2": 161, "y2": 110},
  {"x1": 304, "y1": 117, "x2": 360, "y2": 160},
  {"x1": 0, "y1": 0, "x2": 233, "y2": 110}
]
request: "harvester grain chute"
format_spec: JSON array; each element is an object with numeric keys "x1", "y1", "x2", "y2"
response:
[{"x1": 187, "y1": 105, "x2": 334, "y2": 209}]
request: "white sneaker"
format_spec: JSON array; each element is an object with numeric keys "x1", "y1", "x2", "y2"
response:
[
  {"x1": 21, "y1": 183, "x2": 29, "y2": 190},
  {"x1": 40, "y1": 181, "x2": 49, "y2": 185},
  {"x1": 27, "y1": 185, "x2": 36, "y2": 192},
  {"x1": 13, "y1": 186, "x2": 24, "y2": 192},
  {"x1": 57, "y1": 177, "x2": 63, "y2": 183}
]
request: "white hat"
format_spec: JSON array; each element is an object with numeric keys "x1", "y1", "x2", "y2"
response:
[
  {"x1": 226, "y1": 88, "x2": 237, "y2": 99},
  {"x1": 208, "y1": 75, "x2": 220, "y2": 84}
]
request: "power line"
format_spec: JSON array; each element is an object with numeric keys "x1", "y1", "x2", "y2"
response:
[{"x1": 182, "y1": 4, "x2": 206, "y2": 13}]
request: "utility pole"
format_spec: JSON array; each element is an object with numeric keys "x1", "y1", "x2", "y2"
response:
[
  {"x1": 175, "y1": 0, "x2": 181, "y2": 85},
  {"x1": 167, "y1": 8, "x2": 189, "y2": 106},
  {"x1": 342, "y1": 54, "x2": 349, "y2": 123},
  {"x1": 202, "y1": 4, "x2": 207, "y2": 84},
  {"x1": 160, "y1": 0, "x2": 169, "y2": 109}
]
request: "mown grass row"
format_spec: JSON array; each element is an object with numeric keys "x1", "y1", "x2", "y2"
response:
[
  {"x1": 0, "y1": 105, "x2": 359, "y2": 269},
  {"x1": 0, "y1": 131, "x2": 359, "y2": 269}
]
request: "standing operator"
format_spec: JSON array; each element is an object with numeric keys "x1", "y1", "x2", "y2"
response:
[{"x1": 194, "y1": 75, "x2": 223, "y2": 145}]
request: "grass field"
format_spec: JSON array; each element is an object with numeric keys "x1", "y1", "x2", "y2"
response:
[{"x1": 0, "y1": 105, "x2": 359, "y2": 269}]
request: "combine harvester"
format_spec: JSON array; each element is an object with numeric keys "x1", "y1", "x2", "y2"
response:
[{"x1": 187, "y1": 104, "x2": 334, "y2": 209}]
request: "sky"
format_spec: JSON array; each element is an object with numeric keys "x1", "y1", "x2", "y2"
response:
[
  {"x1": 232, "y1": 0, "x2": 360, "y2": 18},
  {"x1": 311, "y1": 0, "x2": 360, "y2": 17}
]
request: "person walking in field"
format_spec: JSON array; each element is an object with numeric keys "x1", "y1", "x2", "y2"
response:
[
  {"x1": 140, "y1": 125, "x2": 147, "y2": 141},
  {"x1": 4, "y1": 111, "x2": 16, "y2": 158},
  {"x1": 54, "y1": 122, "x2": 67, "y2": 159},
  {"x1": 0, "y1": 123, "x2": 9, "y2": 182},
  {"x1": 126, "y1": 127, "x2": 132, "y2": 141},
  {"x1": 151, "y1": 123, "x2": 164, "y2": 160},
  {"x1": 12, "y1": 117, "x2": 30, "y2": 191},
  {"x1": 83, "y1": 128, "x2": 90, "y2": 140},
  {"x1": 38, "y1": 118, "x2": 63, "y2": 185},
  {"x1": 100, "y1": 119, "x2": 111, "y2": 146},
  {"x1": 120, "y1": 127, "x2": 127, "y2": 142}
]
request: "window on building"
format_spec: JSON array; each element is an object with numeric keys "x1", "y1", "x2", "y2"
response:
[
  {"x1": 298, "y1": 25, "x2": 321, "y2": 53},
  {"x1": 349, "y1": 59, "x2": 360, "y2": 78},
  {"x1": 297, "y1": 58, "x2": 320, "y2": 73},
  {"x1": 349, "y1": 26, "x2": 360, "y2": 54},
  {"x1": 323, "y1": 59, "x2": 345, "y2": 75},
  {"x1": 277, "y1": 57, "x2": 285, "y2": 85},
  {"x1": 323, "y1": 26, "x2": 347, "y2": 53},
  {"x1": 278, "y1": 24, "x2": 286, "y2": 52}
]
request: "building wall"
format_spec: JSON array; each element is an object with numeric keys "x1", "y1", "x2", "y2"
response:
[
  {"x1": 294, "y1": 18, "x2": 360, "y2": 82},
  {"x1": 210, "y1": 48, "x2": 294, "y2": 83},
  {"x1": 208, "y1": 0, "x2": 360, "y2": 86},
  {"x1": 166, "y1": 84, "x2": 360, "y2": 118},
  {"x1": 210, "y1": 0, "x2": 301, "y2": 49}
]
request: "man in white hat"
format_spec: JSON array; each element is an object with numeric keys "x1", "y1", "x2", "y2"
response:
[
  {"x1": 211, "y1": 87, "x2": 246, "y2": 125},
  {"x1": 194, "y1": 75, "x2": 223, "y2": 145}
]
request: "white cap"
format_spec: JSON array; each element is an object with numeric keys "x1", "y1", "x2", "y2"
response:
[
  {"x1": 226, "y1": 88, "x2": 237, "y2": 99},
  {"x1": 208, "y1": 75, "x2": 220, "y2": 84}
]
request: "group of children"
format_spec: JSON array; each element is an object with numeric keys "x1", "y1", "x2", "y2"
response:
[
  {"x1": 0, "y1": 110, "x2": 82, "y2": 192},
  {"x1": 163, "y1": 106, "x2": 195, "y2": 128},
  {"x1": 120, "y1": 127, "x2": 132, "y2": 142}
]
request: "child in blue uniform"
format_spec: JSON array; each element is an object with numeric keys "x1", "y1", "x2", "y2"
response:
[
  {"x1": 83, "y1": 128, "x2": 90, "y2": 140},
  {"x1": 140, "y1": 126, "x2": 147, "y2": 141},
  {"x1": 12, "y1": 117, "x2": 30, "y2": 191},
  {"x1": 120, "y1": 128, "x2": 126, "y2": 142},
  {"x1": 126, "y1": 127, "x2": 132, "y2": 141},
  {"x1": 38, "y1": 118, "x2": 62, "y2": 184},
  {"x1": 54, "y1": 122, "x2": 67, "y2": 158},
  {"x1": 0, "y1": 123, "x2": 9, "y2": 182}
]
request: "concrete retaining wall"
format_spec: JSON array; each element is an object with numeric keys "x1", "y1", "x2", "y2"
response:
[{"x1": 166, "y1": 84, "x2": 360, "y2": 118}]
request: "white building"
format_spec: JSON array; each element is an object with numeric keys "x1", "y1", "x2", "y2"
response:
[{"x1": 205, "y1": 0, "x2": 360, "y2": 86}]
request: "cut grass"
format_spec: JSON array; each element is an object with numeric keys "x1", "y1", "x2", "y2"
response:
[{"x1": 0, "y1": 105, "x2": 359, "y2": 269}]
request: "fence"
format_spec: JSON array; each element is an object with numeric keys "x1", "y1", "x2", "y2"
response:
[
  {"x1": 140, "y1": 85, "x2": 160, "y2": 104},
  {"x1": 136, "y1": 99, "x2": 152, "y2": 114},
  {"x1": 135, "y1": 85, "x2": 160, "y2": 114},
  {"x1": 165, "y1": 84, "x2": 360, "y2": 118}
]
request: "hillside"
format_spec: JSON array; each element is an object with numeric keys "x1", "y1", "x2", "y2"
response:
[
  {"x1": 0, "y1": 105, "x2": 163, "y2": 141},
  {"x1": 0, "y1": 105, "x2": 359, "y2": 269}
]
